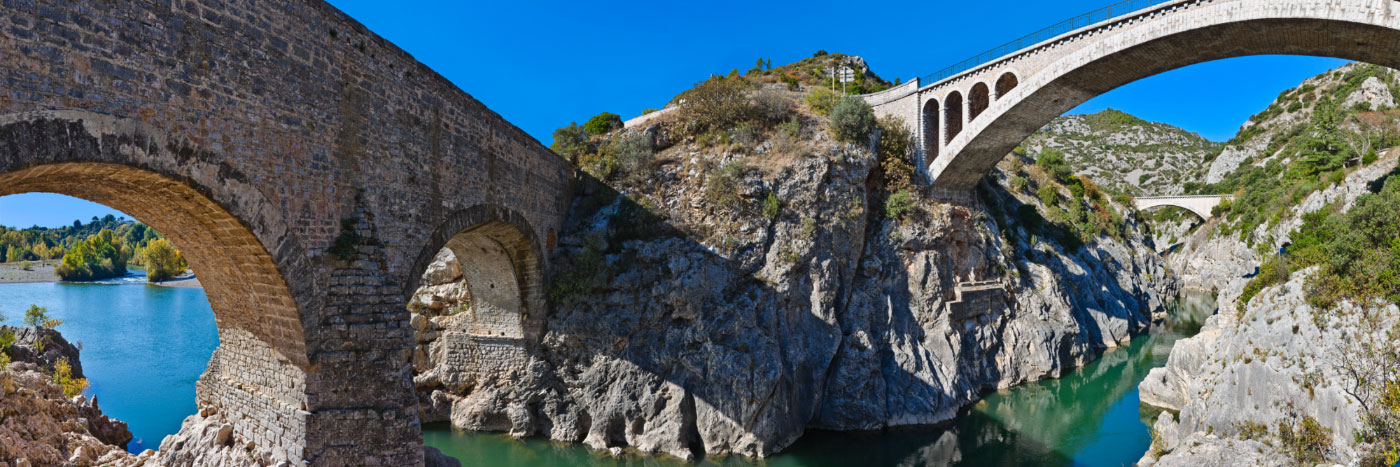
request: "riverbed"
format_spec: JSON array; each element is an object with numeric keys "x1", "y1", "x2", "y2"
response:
[{"x1": 0, "y1": 273, "x2": 1213, "y2": 465}]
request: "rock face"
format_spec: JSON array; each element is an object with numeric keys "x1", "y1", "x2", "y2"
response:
[
  {"x1": 411, "y1": 106, "x2": 1173, "y2": 459},
  {"x1": 5, "y1": 325, "x2": 85, "y2": 379},
  {"x1": 1138, "y1": 271, "x2": 1394, "y2": 465}
]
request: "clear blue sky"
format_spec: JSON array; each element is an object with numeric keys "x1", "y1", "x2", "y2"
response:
[{"x1": 0, "y1": 0, "x2": 1352, "y2": 228}]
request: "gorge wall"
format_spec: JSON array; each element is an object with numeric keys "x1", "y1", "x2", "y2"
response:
[{"x1": 409, "y1": 99, "x2": 1175, "y2": 459}]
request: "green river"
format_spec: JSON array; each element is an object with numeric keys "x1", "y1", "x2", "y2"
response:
[{"x1": 1, "y1": 274, "x2": 1213, "y2": 466}]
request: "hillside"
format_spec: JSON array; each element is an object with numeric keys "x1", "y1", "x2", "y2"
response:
[
  {"x1": 413, "y1": 56, "x2": 1173, "y2": 460},
  {"x1": 1021, "y1": 109, "x2": 1221, "y2": 197},
  {"x1": 1140, "y1": 62, "x2": 1400, "y2": 467}
]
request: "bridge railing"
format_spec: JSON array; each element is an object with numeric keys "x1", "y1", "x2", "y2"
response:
[{"x1": 920, "y1": 0, "x2": 1176, "y2": 86}]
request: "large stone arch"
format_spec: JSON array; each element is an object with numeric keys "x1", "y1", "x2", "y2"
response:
[
  {"x1": 0, "y1": 110, "x2": 328, "y2": 462},
  {"x1": 903, "y1": 0, "x2": 1400, "y2": 190},
  {"x1": 407, "y1": 204, "x2": 546, "y2": 344},
  {"x1": 994, "y1": 72, "x2": 1020, "y2": 100}
]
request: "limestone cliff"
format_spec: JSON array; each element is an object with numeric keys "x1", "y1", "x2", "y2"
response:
[{"x1": 409, "y1": 89, "x2": 1173, "y2": 459}]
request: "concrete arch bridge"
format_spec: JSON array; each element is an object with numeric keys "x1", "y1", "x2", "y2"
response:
[
  {"x1": 863, "y1": 0, "x2": 1400, "y2": 191},
  {"x1": 1134, "y1": 195, "x2": 1235, "y2": 220}
]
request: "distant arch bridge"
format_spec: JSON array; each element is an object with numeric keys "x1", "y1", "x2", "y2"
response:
[{"x1": 1134, "y1": 195, "x2": 1234, "y2": 220}]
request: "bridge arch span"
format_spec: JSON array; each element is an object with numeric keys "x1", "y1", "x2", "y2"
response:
[
  {"x1": 945, "y1": 90, "x2": 965, "y2": 143},
  {"x1": 869, "y1": 0, "x2": 1400, "y2": 191},
  {"x1": 969, "y1": 82, "x2": 991, "y2": 121},
  {"x1": 0, "y1": 110, "x2": 323, "y2": 462},
  {"x1": 408, "y1": 204, "x2": 547, "y2": 343}
]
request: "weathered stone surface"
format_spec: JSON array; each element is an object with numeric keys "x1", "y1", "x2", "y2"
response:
[
  {"x1": 0, "y1": 0, "x2": 573, "y2": 464},
  {"x1": 413, "y1": 111, "x2": 1173, "y2": 458}
]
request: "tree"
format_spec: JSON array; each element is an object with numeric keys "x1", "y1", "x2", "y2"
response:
[
  {"x1": 829, "y1": 96, "x2": 876, "y2": 143},
  {"x1": 679, "y1": 76, "x2": 752, "y2": 131},
  {"x1": 143, "y1": 238, "x2": 187, "y2": 283},
  {"x1": 550, "y1": 122, "x2": 588, "y2": 163},
  {"x1": 24, "y1": 304, "x2": 50, "y2": 328},
  {"x1": 583, "y1": 112, "x2": 623, "y2": 136}
]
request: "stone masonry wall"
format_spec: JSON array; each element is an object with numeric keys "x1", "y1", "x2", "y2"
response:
[{"x1": 0, "y1": 0, "x2": 573, "y2": 464}]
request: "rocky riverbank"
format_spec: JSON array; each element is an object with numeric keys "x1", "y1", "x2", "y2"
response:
[
  {"x1": 409, "y1": 94, "x2": 1175, "y2": 459},
  {"x1": 0, "y1": 325, "x2": 134, "y2": 465}
]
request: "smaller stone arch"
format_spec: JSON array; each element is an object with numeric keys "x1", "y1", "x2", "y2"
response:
[
  {"x1": 923, "y1": 98, "x2": 941, "y2": 161},
  {"x1": 945, "y1": 91, "x2": 965, "y2": 143},
  {"x1": 407, "y1": 205, "x2": 546, "y2": 343},
  {"x1": 995, "y1": 72, "x2": 1020, "y2": 100},
  {"x1": 969, "y1": 82, "x2": 991, "y2": 121}
]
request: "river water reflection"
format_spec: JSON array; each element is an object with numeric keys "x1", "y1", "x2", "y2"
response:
[
  {"x1": 0, "y1": 271, "x2": 1213, "y2": 465},
  {"x1": 424, "y1": 292, "x2": 1216, "y2": 466}
]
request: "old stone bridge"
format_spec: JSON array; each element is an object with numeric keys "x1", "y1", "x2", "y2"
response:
[
  {"x1": 1134, "y1": 195, "x2": 1234, "y2": 220},
  {"x1": 864, "y1": 0, "x2": 1400, "y2": 191},
  {"x1": 0, "y1": 0, "x2": 572, "y2": 464}
]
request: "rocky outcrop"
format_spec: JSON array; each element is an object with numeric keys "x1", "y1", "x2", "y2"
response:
[
  {"x1": 4, "y1": 325, "x2": 84, "y2": 379},
  {"x1": 412, "y1": 104, "x2": 1173, "y2": 459},
  {"x1": 0, "y1": 327, "x2": 135, "y2": 466},
  {"x1": 1139, "y1": 270, "x2": 1394, "y2": 465}
]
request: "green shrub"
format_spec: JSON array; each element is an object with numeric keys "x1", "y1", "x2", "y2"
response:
[
  {"x1": 705, "y1": 161, "x2": 748, "y2": 212},
  {"x1": 611, "y1": 132, "x2": 654, "y2": 182},
  {"x1": 1238, "y1": 255, "x2": 1289, "y2": 310},
  {"x1": 20, "y1": 261, "x2": 31, "y2": 271},
  {"x1": 876, "y1": 116, "x2": 916, "y2": 192},
  {"x1": 1287, "y1": 100, "x2": 1304, "y2": 113},
  {"x1": 1010, "y1": 176, "x2": 1030, "y2": 192},
  {"x1": 55, "y1": 229, "x2": 127, "y2": 281},
  {"x1": 1277, "y1": 415, "x2": 1332, "y2": 465},
  {"x1": 550, "y1": 122, "x2": 588, "y2": 162},
  {"x1": 753, "y1": 91, "x2": 793, "y2": 125},
  {"x1": 1038, "y1": 186, "x2": 1059, "y2": 207},
  {"x1": 1235, "y1": 420, "x2": 1269, "y2": 440},
  {"x1": 884, "y1": 190, "x2": 914, "y2": 220},
  {"x1": 1363, "y1": 149, "x2": 1379, "y2": 165},
  {"x1": 548, "y1": 235, "x2": 611, "y2": 305},
  {"x1": 805, "y1": 87, "x2": 840, "y2": 116},
  {"x1": 584, "y1": 112, "x2": 623, "y2": 136},
  {"x1": 680, "y1": 76, "x2": 752, "y2": 131},
  {"x1": 1036, "y1": 149, "x2": 1073, "y2": 182},
  {"x1": 829, "y1": 96, "x2": 876, "y2": 143},
  {"x1": 24, "y1": 304, "x2": 50, "y2": 328},
  {"x1": 143, "y1": 238, "x2": 187, "y2": 283},
  {"x1": 0, "y1": 328, "x2": 14, "y2": 350},
  {"x1": 763, "y1": 191, "x2": 782, "y2": 220},
  {"x1": 53, "y1": 356, "x2": 88, "y2": 398}
]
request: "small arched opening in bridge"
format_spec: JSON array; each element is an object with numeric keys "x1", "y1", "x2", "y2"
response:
[
  {"x1": 969, "y1": 82, "x2": 991, "y2": 121},
  {"x1": 994, "y1": 72, "x2": 1019, "y2": 100},
  {"x1": 0, "y1": 111, "x2": 315, "y2": 460},
  {"x1": 945, "y1": 91, "x2": 964, "y2": 143},
  {"x1": 404, "y1": 205, "x2": 544, "y2": 432},
  {"x1": 923, "y1": 98, "x2": 941, "y2": 161}
]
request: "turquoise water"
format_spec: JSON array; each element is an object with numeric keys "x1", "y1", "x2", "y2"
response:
[
  {"x1": 0, "y1": 271, "x2": 218, "y2": 453},
  {"x1": 0, "y1": 272, "x2": 1214, "y2": 466},
  {"x1": 425, "y1": 293, "x2": 1216, "y2": 466}
]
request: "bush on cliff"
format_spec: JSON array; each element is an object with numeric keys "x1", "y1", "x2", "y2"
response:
[
  {"x1": 584, "y1": 112, "x2": 623, "y2": 136},
  {"x1": 52, "y1": 356, "x2": 87, "y2": 398},
  {"x1": 805, "y1": 87, "x2": 839, "y2": 116},
  {"x1": 679, "y1": 76, "x2": 753, "y2": 132},
  {"x1": 551, "y1": 122, "x2": 588, "y2": 163},
  {"x1": 829, "y1": 96, "x2": 875, "y2": 143}
]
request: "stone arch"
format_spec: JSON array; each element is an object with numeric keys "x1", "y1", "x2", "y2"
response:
[
  {"x1": 922, "y1": 98, "x2": 941, "y2": 161},
  {"x1": 1138, "y1": 203, "x2": 1212, "y2": 221},
  {"x1": 0, "y1": 110, "x2": 321, "y2": 462},
  {"x1": 930, "y1": 0, "x2": 1400, "y2": 189},
  {"x1": 994, "y1": 72, "x2": 1019, "y2": 99},
  {"x1": 944, "y1": 91, "x2": 964, "y2": 144},
  {"x1": 969, "y1": 82, "x2": 991, "y2": 121},
  {"x1": 407, "y1": 204, "x2": 546, "y2": 343}
]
